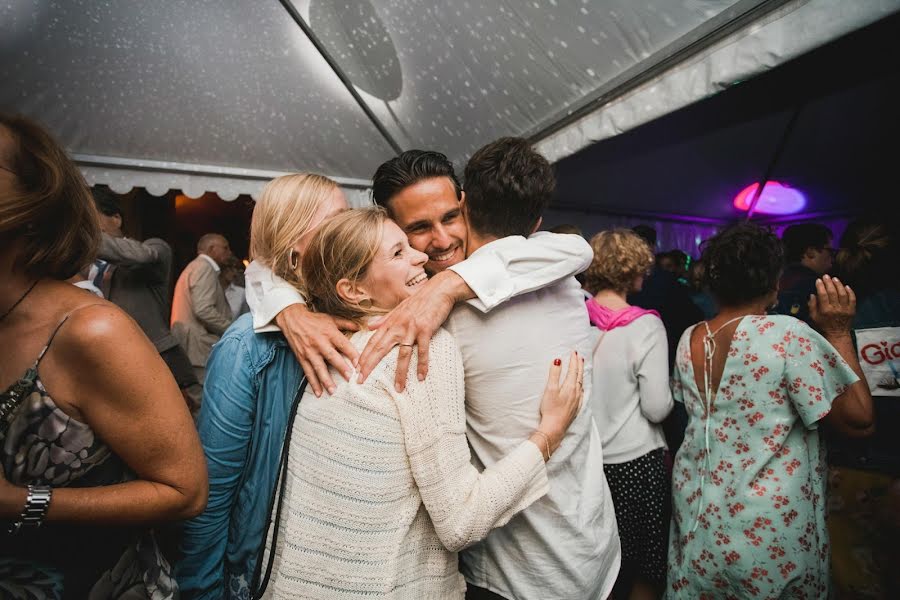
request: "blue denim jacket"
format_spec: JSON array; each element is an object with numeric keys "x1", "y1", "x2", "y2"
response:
[{"x1": 176, "y1": 314, "x2": 303, "y2": 599}]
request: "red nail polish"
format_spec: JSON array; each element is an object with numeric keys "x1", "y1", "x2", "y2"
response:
[{"x1": 553, "y1": 358, "x2": 561, "y2": 366}]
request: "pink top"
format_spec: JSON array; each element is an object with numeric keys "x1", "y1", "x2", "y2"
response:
[{"x1": 586, "y1": 299, "x2": 660, "y2": 331}]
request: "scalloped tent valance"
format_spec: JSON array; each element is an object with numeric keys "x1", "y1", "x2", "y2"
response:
[{"x1": 2, "y1": 0, "x2": 897, "y2": 206}]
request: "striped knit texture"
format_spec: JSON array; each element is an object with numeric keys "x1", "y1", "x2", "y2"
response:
[{"x1": 264, "y1": 328, "x2": 548, "y2": 599}]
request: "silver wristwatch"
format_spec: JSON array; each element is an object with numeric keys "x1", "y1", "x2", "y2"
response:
[{"x1": 8, "y1": 484, "x2": 52, "y2": 535}]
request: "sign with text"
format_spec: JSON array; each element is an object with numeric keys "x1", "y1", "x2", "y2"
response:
[{"x1": 855, "y1": 326, "x2": 900, "y2": 397}]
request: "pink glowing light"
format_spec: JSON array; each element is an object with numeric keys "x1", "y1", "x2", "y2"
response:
[{"x1": 733, "y1": 181, "x2": 806, "y2": 215}]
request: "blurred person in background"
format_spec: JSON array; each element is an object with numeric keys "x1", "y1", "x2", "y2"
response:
[
  {"x1": 657, "y1": 249, "x2": 689, "y2": 283},
  {"x1": 0, "y1": 114, "x2": 206, "y2": 598},
  {"x1": 775, "y1": 222, "x2": 834, "y2": 325},
  {"x1": 667, "y1": 222, "x2": 872, "y2": 598},
  {"x1": 584, "y1": 229, "x2": 673, "y2": 600},
  {"x1": 826, "y1": 215, "x2": 900, "y2": 599},
  {"x1": 629, "y1": 227, "x2": 703, "y2": 368},
  {"x1": 171, "y1": 232, "x2": 234, "y2": 385},
  {"x1": 686, "y1": 258, "x2": 717, "y2": 320},
  {"x1": 220, "y1": 255, "x2": 250, "y2": 320},
  {"x1": 91, "y1": 186, "x2": 202, "y2": 413}
]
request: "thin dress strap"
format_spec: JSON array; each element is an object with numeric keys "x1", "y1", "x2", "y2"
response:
[
  {"x1": 34, "y1": 315, "x2": 71, "y2": 366},
  {"x1": 34, "y1": 303, "x2": 104, "y2": 367}
]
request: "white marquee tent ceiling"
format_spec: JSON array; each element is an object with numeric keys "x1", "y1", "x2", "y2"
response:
[{"x1": 2, "y1": 0, "x2": 897, "y2": 205}]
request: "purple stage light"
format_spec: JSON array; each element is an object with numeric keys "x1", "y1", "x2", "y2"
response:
[{"x1": 733, "y1": 181, "x2": 806, "y2": 215}]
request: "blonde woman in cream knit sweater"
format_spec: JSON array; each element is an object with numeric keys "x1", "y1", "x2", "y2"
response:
[{"x1": 261, "y1": 207, "x2": 585, "y2": 599}]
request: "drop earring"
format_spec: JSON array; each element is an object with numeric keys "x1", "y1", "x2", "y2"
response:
[{"x1": 288, "y1": 249, "x2": 299, "y2": 270}]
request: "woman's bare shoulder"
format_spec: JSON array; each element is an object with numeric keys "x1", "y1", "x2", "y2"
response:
[{"x1": 52, "y1": 299, "x2": 151, "y2": 361}]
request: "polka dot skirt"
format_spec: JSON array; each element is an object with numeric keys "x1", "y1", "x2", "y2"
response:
[{"x1": 604, "y1": 447, "x2": 671, "y2": 583}]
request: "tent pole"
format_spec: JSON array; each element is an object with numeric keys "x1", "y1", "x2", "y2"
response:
[
  {"x1": 745, "y1": 103, "x2": 804, "y2": 219},
  {"x1": 277, "y1": 0, "x2": 403, "y2": 155}
]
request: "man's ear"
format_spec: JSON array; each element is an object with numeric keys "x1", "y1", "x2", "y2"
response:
[
  {"x1": 458, "y1": 191, "x2": 467, "y2": 217},
  {"x1": 530, "y1": 216, "x2": 543, "y2": 235},
  {"x1": 336, "y1": 277, "x2": 370, "y2": 306}
]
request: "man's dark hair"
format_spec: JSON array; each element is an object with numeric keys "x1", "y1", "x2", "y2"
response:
[
  {"x1": 92, "y1": 186, "x2": 121, "y2": 217},
  {"x1": 463, "y1": 137, "x2": 554, "y2": 238},
  {"x1": 781, "y1": 223, "x2": 832, "y2": 263},
  {"x1": 701, "y1": 222, "x2": 784, "y2": 307},
  {"x1": 371, "y1": 149, "x2": 462, "y2": 212},
  {"x1": 632, "y1": 224, "x2": 657, "y2": 249}
]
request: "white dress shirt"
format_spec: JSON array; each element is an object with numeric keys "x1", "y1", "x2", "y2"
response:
[
  {"x1": 445, "y1": 238, "x2": 621, "y2": 600},
  {"x1": 243, "y1": 232, "x2": 593, "y2": 330},
  {"x1": 590, "y1": 314, "x2": 673, "y2": 464}
]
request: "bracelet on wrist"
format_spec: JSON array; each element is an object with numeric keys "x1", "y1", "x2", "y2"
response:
[
  {"x1": 7, "y1": 484, "x2": 52, "y2": 535},
  {"x1": 532, "y1": 430, "x2": 552, "y2": 461}
]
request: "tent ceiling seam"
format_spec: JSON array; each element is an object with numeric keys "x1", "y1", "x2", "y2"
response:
[
  {"x1": 277, "y1": 0, "x2": 403, "y2": 155},
  {"x1": 72, "y1": 154, "x2": 373, "y2": 188},
  {"x1": 527, "y1": 0, "x2": 796, "y2": 146}
]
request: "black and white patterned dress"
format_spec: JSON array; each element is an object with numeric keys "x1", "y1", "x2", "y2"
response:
[{"x1": 0, "y1": 316, "x2": 177, "y2": 599}]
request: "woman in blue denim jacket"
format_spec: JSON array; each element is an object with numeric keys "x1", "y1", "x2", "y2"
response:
[{"x1": 176, "y1": 173, "x2": 349, "y2": 599}]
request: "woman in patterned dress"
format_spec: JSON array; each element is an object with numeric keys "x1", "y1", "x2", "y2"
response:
[
  {"x1": 666, "y1": 222, "x2": 874, "y2": 599},
  {"x1": 0, "y1": 114, "x2": 207, "y2": 598}
]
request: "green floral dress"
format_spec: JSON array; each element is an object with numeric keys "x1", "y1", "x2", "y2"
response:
[{"x1": 666, "y1": 316, "x2": 858, "y2": 599}]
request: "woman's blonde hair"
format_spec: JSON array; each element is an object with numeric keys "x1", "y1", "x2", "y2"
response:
[
  {"x1": 0, "y1": 114, "x2": 99, "y2": 279},
  {"x1": 249, "y1": 173, "x2": 339, "y2": 289},
  {"x1": 584, "y1": 229, "x2": 655, "y2": 294},
  {"x1": 301, "y1": 207, "x2": 389, "y2": 327}
]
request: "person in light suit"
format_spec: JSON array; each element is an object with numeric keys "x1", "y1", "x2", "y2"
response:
[{"x1": 171, "y1": 233, "x2": 234, "y2": 384}]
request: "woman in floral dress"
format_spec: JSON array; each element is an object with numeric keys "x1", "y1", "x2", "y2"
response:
[{"x1": 666, "y1": 223, "x2": 874, "y2": 599}]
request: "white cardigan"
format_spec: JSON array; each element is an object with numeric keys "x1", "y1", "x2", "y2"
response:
[
  {"x1": 265, "y1": 328, "x2": 549, "y2": 600},
  {"x1": 590, "y1": 314, "x2": 673, "y2": 464}
]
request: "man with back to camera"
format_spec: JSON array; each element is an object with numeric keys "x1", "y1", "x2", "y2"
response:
[
  {"x1": 775, "y1": 222, "x2": 834, "y2": 325},
  {"x1": 437, "y1": 138, "x2": 619, "y2": 600},
  {"x1": 243, "y1": 149, "x2": 595, "y2": 396}
]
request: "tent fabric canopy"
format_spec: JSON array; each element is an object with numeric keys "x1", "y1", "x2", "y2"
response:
[{"x1": 2, "y1": 0, "x2": 897, "y2": 205}]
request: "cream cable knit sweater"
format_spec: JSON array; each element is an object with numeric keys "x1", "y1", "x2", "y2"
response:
[{"x1": 264, "y1": 328, "x2": 550, "y2": 599}]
